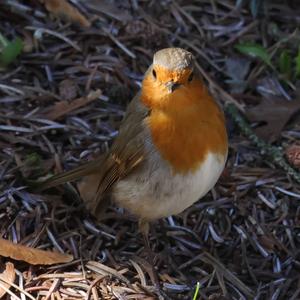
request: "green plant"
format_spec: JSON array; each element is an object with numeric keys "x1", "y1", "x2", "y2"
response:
[{"x1": 0, "y1": 33, "x2": 23, "y2": 67}]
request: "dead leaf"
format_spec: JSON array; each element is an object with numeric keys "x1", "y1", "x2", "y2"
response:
[
  {"x1": 39, "y1": 0, "x2": 91, "y2": 27},
  {"x1": 225, "y1": 57, "x2": 251, "y2": 94},
  {"x1": 286, "y1": 145, "x2": 300, "y2": 168},
  {"x1": 59, "y1": 79, "x2": 78, "y2": 101},
  {"x1": 0, "y1": 238, "x2": 73, "y2": 265},
  {"x1": 257, "y1": 235, "x2": 276, "y2": 252},
  {"x1": 43, "y1": 89, "x2": 101, "y2": 120},
  {"x1": 246, "y1": 98, "x2": 300, "y2": 142},
  {"x1": 0, "y1": 263, "x2": 15, "y2": 298},
  {"x1": 21, "y1": 30, "x2": 34, "y2": 53}
]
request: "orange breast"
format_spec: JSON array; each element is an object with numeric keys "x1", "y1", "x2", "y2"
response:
[{"x1": 141, "y1": 76, "x2": 228, "y2": 174}]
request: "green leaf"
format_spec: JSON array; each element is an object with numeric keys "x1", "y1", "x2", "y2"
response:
[
  {"x1": 278, "y1": 50, "x2": 292, "y2": 78},
  {"x1": 235, "y1": 43, "x2": 273, "y2": 67},
  {"x1": 0, "y1": 36, "x2": 23, "y2": 67},
  {"x1": 192, "y1": 282, "x2": 200, "y2": 300},
  {"x1": 25, "y1": 153, "x2": 42, "y2": 166},
  {"x1": 295, "y1": 46, "x2": 300, "y2": 78},
  {"x1": 0, "y1": 33, "x2": 9, "y2": 50}
]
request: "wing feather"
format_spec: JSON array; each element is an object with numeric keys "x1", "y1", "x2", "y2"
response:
[{"x1": 39, "y1": 92, "x2": 150, "y2": 218}]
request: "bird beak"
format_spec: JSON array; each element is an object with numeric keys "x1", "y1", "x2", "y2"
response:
[{"x1": 165, "y1": 81, "x2": 181, "y2": 93}]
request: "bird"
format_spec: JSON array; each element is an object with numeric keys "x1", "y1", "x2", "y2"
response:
[{"x1": 40, "y1": 47, "x2": 228, "y2": 236}]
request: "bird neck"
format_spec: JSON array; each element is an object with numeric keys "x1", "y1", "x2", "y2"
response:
[{"x1": 141, "y1": 77, "x2": 228, "y2": 174}]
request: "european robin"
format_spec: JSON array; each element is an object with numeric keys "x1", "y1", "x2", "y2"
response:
[{"x1": 41, "y1": 48, "x2": 228, "y2": 234}]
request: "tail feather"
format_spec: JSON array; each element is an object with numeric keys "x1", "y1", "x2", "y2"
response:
[{"x1": 38, "y1": 157, "x2": 104, "y2": 191}]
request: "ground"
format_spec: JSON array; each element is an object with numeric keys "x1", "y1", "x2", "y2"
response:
[{"x1": 0, "y1": 1, "x2": 300, "y2": 299}]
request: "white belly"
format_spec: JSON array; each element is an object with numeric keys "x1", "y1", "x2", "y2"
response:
[{"x1": 112, "y1": 149, "x2": 226, "y2": 221}]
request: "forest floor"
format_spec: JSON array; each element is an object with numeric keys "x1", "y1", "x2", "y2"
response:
[{"x1": 0, "y1": 1, "x2": 300, "y2": 299}]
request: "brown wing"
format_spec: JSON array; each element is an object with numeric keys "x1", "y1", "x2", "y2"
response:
[
  {"x1": 81, "y1": 92, "x2": 150, "y2": 216},
  {"x1": 39, "y1": 92, "x2": 150, "y2": 217}
]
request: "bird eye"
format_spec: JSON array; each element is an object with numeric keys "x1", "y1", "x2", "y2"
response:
[
  {"x1": 188, "y1": 72, "x2": 194, "y2": 82},
  {"x1": 152, "y1": 69, "x2": 157, "y2": 79}
]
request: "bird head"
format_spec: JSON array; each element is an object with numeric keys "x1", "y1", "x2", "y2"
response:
[{"x1": 141, "y1": 48, "x2": 199, "y2": 109}]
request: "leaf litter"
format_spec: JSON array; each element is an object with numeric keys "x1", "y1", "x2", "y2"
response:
[
  {"x1": 246, "y1": 97, "x2": 300, "y2": 142},
  {"x1": 0, "y1": 0, "x2": 300, "y2": 299}
]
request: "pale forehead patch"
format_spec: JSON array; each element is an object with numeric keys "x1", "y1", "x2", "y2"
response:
[{"x1": 153, "y1": 48, "x2": 194, "y2": 70}]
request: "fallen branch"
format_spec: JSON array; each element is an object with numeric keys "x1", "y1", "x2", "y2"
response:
[{"x1": 226, "y1": 103, "x2": 300, "y2": 184}]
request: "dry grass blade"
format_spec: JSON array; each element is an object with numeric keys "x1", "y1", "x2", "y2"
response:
[
  {"x1": 200, "y1": 252, "x2": 254, "y2": 298},
  {"x1": 86, "y1": 261, "x2": 130, "y2": 285}
]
